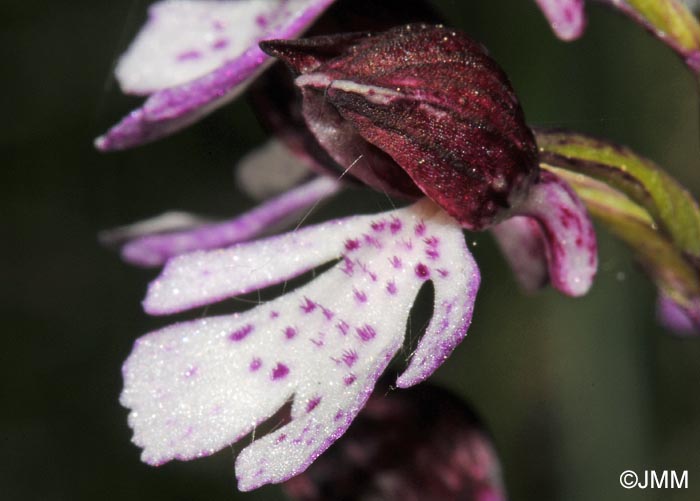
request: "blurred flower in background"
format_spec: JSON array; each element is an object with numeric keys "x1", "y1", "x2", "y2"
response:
[{"x1": 283, "y1": 381, "x2": 506, "y2": 501}]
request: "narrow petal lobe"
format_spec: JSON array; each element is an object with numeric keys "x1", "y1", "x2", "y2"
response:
[
  {"x1": 514, "y1": 171, "x2": 597, "y2": 296},
  {"x1": 118, "y1": 176, "x2": 340, "y2": 267}
]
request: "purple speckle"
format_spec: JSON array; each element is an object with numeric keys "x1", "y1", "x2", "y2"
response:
[
  {"x1": 390, "y1": 217, "x2": 402, "y2": 234},
  {"x1": 250, "y1": 358, "x2": 262, "y2": 372},
  {"x1": 311, "y1": 338, "x2": 324, "y2": 348},
  {"x1": 301, "y1": 297, "x2": 317, "y2": 313},
  {"x1": 363, "y1": 234, "x2": 381, "y2": 248},
  {"x1": 389, "y1": 256, "x2": 402, "y2": 269},
  {"x1": 284, "y1": 326, "x2": 297, "y2": 340},
  {"x1": 356, "y1": 324, "x2": 377, "y2": 342},
  {"x1": 176, "y1": 50, "x2": 202, "y2": 62},
  {"x1": 229, "y1": 324, "x2": 254, "y2": 342},
  {"x1": 270, "y1": 310, "x2": 279, "y2": 319},
  {"x1": 255, "y1": 14, "x2": 268, "y2": 27},
  {"x1": 345, "y1": 239, "x2": 360, "y2": 251},
  {"x1": 357, "y1": 260, "x2": 377, "y2": 281},
  {"x1": 341, "y1": 350, "x2": 358, "y2": 367},
  {"x1": 371, "y1": 220, "x2": 386, "y2": 232},
  {"x1": 334, "y1": 410, "x2": 344, "y2": 421},
  {"x1": 341, "y1": 257, "x2": 355, "y2": 276},
  {"x1": 386, "y1": 281, "x2": 398, "y2": 295},
  {"x1": 320, "y1": 305, "x2": 335, "y2": 320},
  {"x1": 424, "y1": 236, "x2": 439, "y2": 247},
  {"x1": 211, "y1": 38, "x2": 229, "y2": 50},
  {"x1": 426, "y1": 248, "x2": 440, "y2": 260},
  {"x1": 415, "y1": 221, "x2": 426, "y2": 236},
  {"x1": 336, "y1": 320, "x2": 350, "y2": 336},
  {"x1": 183, "y1": 366, "x2": 198, "y2": 378},
  {"x1": 437, "y1": 268, "x2": 449, "y2": 278},
  {"x1": 212, "y1": 20, "x2": 225, "y2": 30},
  {"x1": 354, "y1": 289, "x2": 367, "y2": 303},
  {"x1": 271, "y1": 363, "x2": 290, "y2": 380},
  {"x1": 306, "y1": 396, "x2": 322, "y2": 413},
  {"x1": 415, "y1": 263, "x2": 430, "y2": 279},
  {"x1": 276, "y1": 434, "x2": 287, "y2": 443},
  {"x1": 344, "y1": 374, "x2": 357, "y2": 386}
]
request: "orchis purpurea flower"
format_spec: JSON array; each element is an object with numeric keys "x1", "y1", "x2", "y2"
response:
[
  {"x1": 117, "y1": 24, "x2": 598, "y2": 491},
  {"x1": 534, "y1": 0, "x2": 700, "y2": 73}
]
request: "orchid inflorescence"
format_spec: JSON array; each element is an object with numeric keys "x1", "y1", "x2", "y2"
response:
[{"x1": 98, "y1": 0, "x2": 700, "y2": 495}]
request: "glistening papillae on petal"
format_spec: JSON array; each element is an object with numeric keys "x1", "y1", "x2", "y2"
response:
[
  {"x1": 122, "y1": 200, "x2": 479, "y2": 490},
  {"x1": 534, "y1": 0, "x2": 587, "y2": 41},
  {"x1": 116, "y1": 176, "x2": 340, "y2": 267},
  {"x1": 501, "y1": 171, "x2": 597, "y2": 297},
  {"x1": 96, "y1": 0, "x2": 337, "y2": 151}
]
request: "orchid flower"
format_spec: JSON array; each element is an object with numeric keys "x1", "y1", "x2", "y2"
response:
[{"x1": 115, "y1": 23, "x2": 598, "y2": 492}]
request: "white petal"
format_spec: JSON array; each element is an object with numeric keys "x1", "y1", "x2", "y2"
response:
[
  {"x1": 96, "y1": 0, "x2": 337, "y2": 150},
  {"x1": 117, "y1": 0, "x2": 331, "y2": 94},
  {"x1": 121, "y1": 200, "x2": 480, "y2": 490}
]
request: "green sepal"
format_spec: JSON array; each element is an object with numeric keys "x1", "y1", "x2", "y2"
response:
[
  {"x1": 536, "y1": 129, "x2": 700, "y2": 330},
  {"x1": 544, "y1": 166, "x2": 700, "y2": 315},
  {"x1": 625, "y1": 0, "x2": 700, "y2": 55},
  {"x1": 536, "y1": 129, "x2": 700, "y2": 259}
]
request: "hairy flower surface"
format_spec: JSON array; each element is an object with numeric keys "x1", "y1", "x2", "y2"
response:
[{"x1": 122, "y1": 200, "x2": 480, "y2": 490}]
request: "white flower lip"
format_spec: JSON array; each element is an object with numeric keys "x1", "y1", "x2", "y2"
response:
[{"x1": 121, "y1": 199, "x2": 480, "y2": 490}]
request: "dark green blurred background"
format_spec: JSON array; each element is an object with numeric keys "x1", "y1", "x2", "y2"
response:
[{"x1": 4, "y1": 0, "x2": 700, "y2": 499}]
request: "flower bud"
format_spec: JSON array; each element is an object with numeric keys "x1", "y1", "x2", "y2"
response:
[{"x1": 261, "y1": 24, "x2": 538, "y2": 230}]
